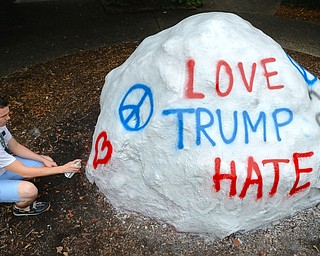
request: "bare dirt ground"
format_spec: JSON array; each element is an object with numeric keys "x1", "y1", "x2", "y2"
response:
[{"x1": 0, "y1": 5, "x2": 319, "y2": 256}]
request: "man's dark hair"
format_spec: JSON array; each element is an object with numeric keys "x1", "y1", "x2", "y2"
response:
[{"x1": 0, "y1": 96, "x2": 9, "y2": 108}]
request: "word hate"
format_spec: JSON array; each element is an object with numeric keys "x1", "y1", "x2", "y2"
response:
[{"x1": 213, "y1": 151, "x2": 314, "y2": 199}]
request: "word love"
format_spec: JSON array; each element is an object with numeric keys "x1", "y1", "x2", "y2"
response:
[
  {"x1": 213, "y1": 151, "x2": 314, "y2": 199},
  {"x1": 185, "y1": 57, "x2": 283, "y2": 99},
  {"x1": 162, "y1": 107, "x2": 293, "y2": 150}
]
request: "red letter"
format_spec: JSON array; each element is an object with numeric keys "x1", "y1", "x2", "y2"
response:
[
  {"x1": 262, "y1": 159, "x2": 290, "y2": 197},
  {"x1": 237, "y1": 62, "x2": 257, "y2": 93},
  {"x1": 212, "y1": 157, "x2": 237, "y2": 197},
  {"x1": 289, "y1": 151, "x2": 314, "y2": 196},
  {"x1": 239, "y1": 156, "x2": 263, "y2": 200},
  {"x1": 261, "y1": 57, "x2": 284, "y2": 90},
  {"x1": 185, "y1": 59, "x2": 205, "y2": 99},
  {"x1": 216, "y1": 60, "x2": 234, "y2": 97}
]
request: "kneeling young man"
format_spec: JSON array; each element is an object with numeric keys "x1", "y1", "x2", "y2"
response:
[{"x1": 0, "y1": 96, "x2": 81, "y2": 216}]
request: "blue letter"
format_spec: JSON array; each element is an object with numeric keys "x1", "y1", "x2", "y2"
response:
[
  {"x1": 195, "y1": 108, "x2": 215, "y2": 147},
  {"x1": 162, "y1": 108, "x2": 195, "y2": 150},
  {"x1": 216, "y1": 109, "x2": 238, "y2": 144},
  {"x1": 243, "y1": 111, "x2": 267, "y2": 144},
  {"x1": 272, "y1": 108, "x2": 293, "y2": 141}
]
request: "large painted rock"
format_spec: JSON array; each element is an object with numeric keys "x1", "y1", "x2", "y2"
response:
[{"x1": 86, "y1": 12, "x2": 320, "y2": 238}]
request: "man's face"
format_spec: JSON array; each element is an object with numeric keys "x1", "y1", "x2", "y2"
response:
[{"x1": 0, "y1": 106, "x2": 10, "y2": 127}]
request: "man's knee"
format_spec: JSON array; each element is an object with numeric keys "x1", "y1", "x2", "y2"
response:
[{"x1": 17, "y1": 181, "x2": 38, "y2": 201}]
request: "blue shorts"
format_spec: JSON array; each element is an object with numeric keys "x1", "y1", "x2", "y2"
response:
[{"x1": 0, "y1": 157, "x2": 43, "y2": 202}]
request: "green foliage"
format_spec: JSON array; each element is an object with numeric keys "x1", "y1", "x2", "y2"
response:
[
  {"x1": 168, "y1": 0, "x2": 203, "y2": 7},
  {"x1": 108, "y1": 0, "x2": 138, "y2": 7}
]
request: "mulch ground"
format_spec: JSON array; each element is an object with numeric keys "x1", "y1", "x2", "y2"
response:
[
  {"x1": 0, "y1": 5, "x2": 319, "y2": 256},
  {"x1": 275, "y1": 5, "x2": 320, "y2": 23}
]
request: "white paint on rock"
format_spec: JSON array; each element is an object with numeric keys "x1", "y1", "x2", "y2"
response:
[{"x1": 86, "y1": 12, "x2": 320, "y2": 239}]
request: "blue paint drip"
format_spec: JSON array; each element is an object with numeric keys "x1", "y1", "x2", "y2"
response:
[{"x1": 286, "y1": 53, "x2": 318, "y2": 86}]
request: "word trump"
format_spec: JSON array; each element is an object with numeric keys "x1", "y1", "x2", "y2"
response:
[
  {"x1": 212, "y1": 151, "x2": 314, "y2": 199},
  {"x1": 162, "y1": 107, "x2": 293, "y2": 150}
]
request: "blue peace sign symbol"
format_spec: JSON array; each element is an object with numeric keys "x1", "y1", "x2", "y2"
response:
[{"x1": 119, "y1": 84, "x2": 154, "y2": 131}]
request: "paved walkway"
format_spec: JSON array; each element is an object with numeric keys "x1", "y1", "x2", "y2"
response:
[{"x1": 0, "y1": 0, "x2": 319, "y2": 77}]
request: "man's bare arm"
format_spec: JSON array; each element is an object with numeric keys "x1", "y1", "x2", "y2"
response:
[
  {"x1": 5, "y1": 159, "x2": 81, "y2": 179},
  {"x1": 8, "y1": 137, "x2": 57, "y2": 167}
]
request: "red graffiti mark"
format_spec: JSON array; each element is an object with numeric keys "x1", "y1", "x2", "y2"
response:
[
  {"x1": 93, "y1": 131, "x2": 113, "y2": 169},
  {"x1": 237, "y1": 62, "x2": 257, "y2": 93},
  {"x1": 262, "y1": 158, "x2": 290, "y2": 196},
  {"x1": 289, "y1": 151, "x2": 314, "y2": 196},
  {"x1": 212, "y1": 152, "x2": 314, "y2": 199},
  {"x1": 185, "y1": 59, "x2": 205, "y2": 99},
  {"x1": 239, "y1": 156, "x2": 263, "y2": 200},
  {"x1": 185, "y1": 57, "x2": 283, "y2": 99},
  {"x1": 261, "y1": 57, "x2": 284, "y2": 90},
  {"x1": 216, "y1": 60, "x2": 234, "y2": 97},
  {"x1": 213, "y1": 157, "x2": 237, "y2": 197}
]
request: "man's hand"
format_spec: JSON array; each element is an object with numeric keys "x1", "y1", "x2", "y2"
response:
[
  {"x1": 62, "y1": 159, "x2": 82, "y2": 174},
  {"x1": 41, "y1": 155, "x2": 58, "y2": 167}
]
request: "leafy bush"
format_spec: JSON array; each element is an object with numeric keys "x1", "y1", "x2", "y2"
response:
[
  {"x1": 108, "y1": 0, "x2": 137, "y2": 7},
  {"x1": 166, "y1": 0, "x2": 203, "y2": 7}
]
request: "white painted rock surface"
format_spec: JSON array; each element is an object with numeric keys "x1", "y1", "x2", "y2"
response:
[{"x1": 86, "y1": 12, "x2": 320, "y2": 238}]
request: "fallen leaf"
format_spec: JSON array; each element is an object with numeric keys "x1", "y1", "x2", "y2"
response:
[
  {"x1": 56, "y1": 246, "x2": 63, "y2": 253},
  {"x1": 91, "y1": 218, "x2": 99, "y2": 223},
  {"x1": 232, "y1": 238, "x2": 241, "y2": 246},
  {"x1": 24, "y1": 243, "x2": 32, "y2": 249},
  {"x1": 67, "y1": 210, "x2": 74, "y2": 218}
]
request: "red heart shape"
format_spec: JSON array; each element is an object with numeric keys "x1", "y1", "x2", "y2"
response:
[{"x1": 93, "y1": 131, "x2": 113, "y2": 170}]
